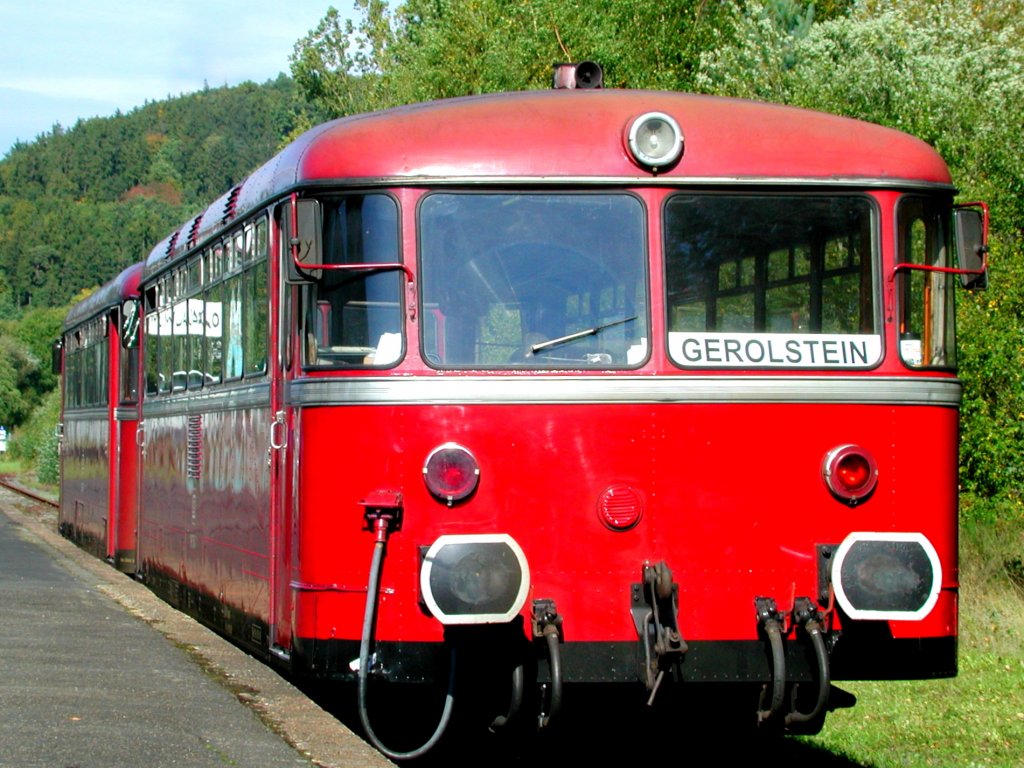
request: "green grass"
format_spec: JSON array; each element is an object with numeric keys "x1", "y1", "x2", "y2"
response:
[{"x1": 800, "y1": 497, "x2": 1024, "y2": 767}]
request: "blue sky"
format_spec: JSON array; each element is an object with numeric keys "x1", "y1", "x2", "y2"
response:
[{"x1": 0, "y1": 1, "x2": 347, "y2": 157}]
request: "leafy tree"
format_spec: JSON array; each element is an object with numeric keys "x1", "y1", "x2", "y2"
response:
[
  {"x1": 5, "y1": 388, "x2": 61, "y2": 482},
  {"x1": 696, "y1": 0, "x2": 1024, "y2": 501},
  {"x1": 0, "y1": 336, "x2": 41, "y2": 427},
  {"x1": 290, "y1": 0, "x2": 745, "y2": 115},
  {"x1": 9, "y1": 304, "x2": 65, "y2": 395}
]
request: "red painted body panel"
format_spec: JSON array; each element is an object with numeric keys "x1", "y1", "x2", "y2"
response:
[
  {"x1": 60, "y1": 413, "x2": 111, "y2": 554},
  {"x1": 295, "y1": 92, "x2": 952, "y2": 184},
  {"x1": 294, "y1": 400, "x2": 958, "y2": 646},
  {"x1": 113, "y1": 415, "x2": 138, "y2": 566}
]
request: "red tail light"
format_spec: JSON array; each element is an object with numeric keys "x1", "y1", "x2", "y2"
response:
[
  {"x1": 823, "y1": 444, "x2": 878, "y2": 503},
  {"x1": 423, "y1": 443, "x2": 480, "y2": 505}
]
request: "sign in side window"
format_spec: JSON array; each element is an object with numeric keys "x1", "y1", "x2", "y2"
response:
[
  {"x1": 663, "y1": 194, "x2": 879, "y2": 369},
  {"x1": 419, "y1": 193, "x2": 648, "y2": 369}
]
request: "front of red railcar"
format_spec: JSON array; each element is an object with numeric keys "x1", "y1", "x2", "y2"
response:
[{"x1": 279, "y1": 82, "x2": 987, "y2": 751}]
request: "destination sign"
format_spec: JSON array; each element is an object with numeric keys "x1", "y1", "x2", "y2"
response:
[{"x1": 669, "y1": 332, "x2": 882, "y2": 368}]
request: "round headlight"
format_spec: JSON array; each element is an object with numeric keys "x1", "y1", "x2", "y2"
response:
[
  {"x1": 423, "y1": 442, "x2": 480, "y2": 505},
  {"x1": 627, "y1": 112, "x2": 683, "y2": 170}
]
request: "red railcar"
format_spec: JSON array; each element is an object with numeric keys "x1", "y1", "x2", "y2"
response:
[
  {"x1": 60, "y1": 262, "x2": 142, "y2": 572},
  {"x1": 61, "y1": 69, "x2": 989, "y2": 757}
]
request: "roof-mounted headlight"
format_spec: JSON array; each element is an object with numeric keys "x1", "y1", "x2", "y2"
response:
[{"x1": 627, "y1": 112, "x2": 683, "y2": 171}]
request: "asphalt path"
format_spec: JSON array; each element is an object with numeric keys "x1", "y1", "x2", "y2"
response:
[{"x1": 0, "y1": 487, "x2": 391, "y2": 768}]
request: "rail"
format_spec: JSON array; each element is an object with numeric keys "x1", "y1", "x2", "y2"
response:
[{"x1": 0, "y1": 475, "x2": 59, "y2": 509}]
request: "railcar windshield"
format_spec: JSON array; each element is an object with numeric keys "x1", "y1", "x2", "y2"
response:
[
  {"x1": 419, "y1": 193, "x2": 648, "y2": 368},
  {"x1": 663, "y1": 194, "x2": 879, "y2": 369}
]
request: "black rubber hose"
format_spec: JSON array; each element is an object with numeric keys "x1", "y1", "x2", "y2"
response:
[
  {"x1": 490, "y1": 663, "x2": 524, "y2": 731},
  {"x1": 358, "y1": 539, "x2": 456, "y2": 760},
  {"x1": 785, "y1": 621, "x2": 830, "y2": 726},
  {"x1": 537, "y1": 625, "x2": 562, "y2": 729},
  {"x1": 757, "y1": 620, "x2": 786, "y2": 722}
]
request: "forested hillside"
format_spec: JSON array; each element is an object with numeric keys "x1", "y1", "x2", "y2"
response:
[{"x1": 0, "y1": 75, "x2": 310, "y2": 311}]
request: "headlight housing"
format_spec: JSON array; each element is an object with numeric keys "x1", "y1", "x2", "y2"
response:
[
  {"x1": 420, "y1": 534, "x2": 530, "y2": 625},
  {"x1": 627, "y1": 112, "x2": 683, "y2": 170}
]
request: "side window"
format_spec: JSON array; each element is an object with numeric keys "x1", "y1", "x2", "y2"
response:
[
  {"x1": 140, "y1": 215, "x2": 270, "y2": 392},
  {"x1": 205, "y1": 278, "x2": 223, "y2": 385},
  {"x1": 897, "y1": 196, "x2": 956, "y2": 368},
  {"x1": 145, "y1": 309, "x2": 159, "y2": 396},
  {"x1": 157, "y1": 305, "x2": 172, "y2": 394},
  {"x1": 304, "y1": 195, "x2": 403, "y2": 368},
  {"x1": 119, "y1": 300, "x2": 140, "y2": 404},
  {"x1": 244, "y1": 224, "x2": 268, "y2": 377},
  {"x1": 224, "y1": 272, "x2": 244, "y2": 380},
  {"x1": 172, "y1": 299, "x2": 188, "y2": 392}
]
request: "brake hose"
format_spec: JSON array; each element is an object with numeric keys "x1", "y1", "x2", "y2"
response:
[
  {"x1": 757, "y1": 617, "x2": 786, "y2": 723},
  {"x1": 358, "y1": 532, "x2": 456, "y2": 760},
  {"x1": 785, "y1": 618, "x2": 830, "y2": 727}
]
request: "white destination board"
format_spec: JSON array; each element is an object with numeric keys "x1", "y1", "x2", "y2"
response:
[{"x1": 669, "y1": 332, "x2": 882, "y2": 368}]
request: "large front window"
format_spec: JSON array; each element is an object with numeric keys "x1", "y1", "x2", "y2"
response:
[
  {"x1": 419, "y1": 193, "x2": 648, "y2": 368},
  {"x1": 664, "y1": 194, "x2": 878, "y2": 368}
]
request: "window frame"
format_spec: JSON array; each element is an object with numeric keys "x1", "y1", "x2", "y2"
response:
[
  {"x1": 416, "y1": 189, "x2": 651, "y2": 371},
  {"x1": 661, "y1": 191, "x2": 882, "y2": 370}
]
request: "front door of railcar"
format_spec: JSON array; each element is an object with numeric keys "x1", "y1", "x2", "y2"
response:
[{"x1": 268, "y1": 204, "x2": 296, "y2": 661}]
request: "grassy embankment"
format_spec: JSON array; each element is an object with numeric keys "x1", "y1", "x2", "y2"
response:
[{"x1": 802, "y1": 494, "x2": 1024, "y2": 767}]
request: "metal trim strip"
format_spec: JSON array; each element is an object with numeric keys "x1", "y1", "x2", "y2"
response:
[
  {"x1": 293, "y1": 176, "x2": 956, "y2": 192},
  {"x1": 142, "y1": 382, "x2": 271, "y2": 417},
  {"x1": 61, "y1": 406, "x2": 110, "y2": 419},
  {"x1": 113, "y1": 406, "x2": 138, "y2": 422},
  {"x1": 286, "y1": 375, "x2": 962, "y2": 408}
]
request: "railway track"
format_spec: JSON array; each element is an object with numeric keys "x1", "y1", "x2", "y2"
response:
[{"x1": 0, "y1": 474, "x2": 59, "y2": 508}]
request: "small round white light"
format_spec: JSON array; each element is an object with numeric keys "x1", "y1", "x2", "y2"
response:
[{"x1": 627, "y1": 112, "x2": 683, "y2": 170}]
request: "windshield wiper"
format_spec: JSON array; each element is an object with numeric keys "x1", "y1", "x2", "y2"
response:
[{"x1": 530, "y1": 316, "x2": 638, "y2": 354}]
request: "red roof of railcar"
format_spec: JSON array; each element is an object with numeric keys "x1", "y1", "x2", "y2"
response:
[
  {"x1": 64, "y1": 262, "x2": 144, "y2": 330},
  {"x1": 146, "y1": 90, "x2": 953, "y2": 273}
]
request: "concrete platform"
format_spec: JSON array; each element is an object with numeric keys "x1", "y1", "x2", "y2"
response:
[{"x1": 0, "y1": 486, "x2": 391, "y2": 768}]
